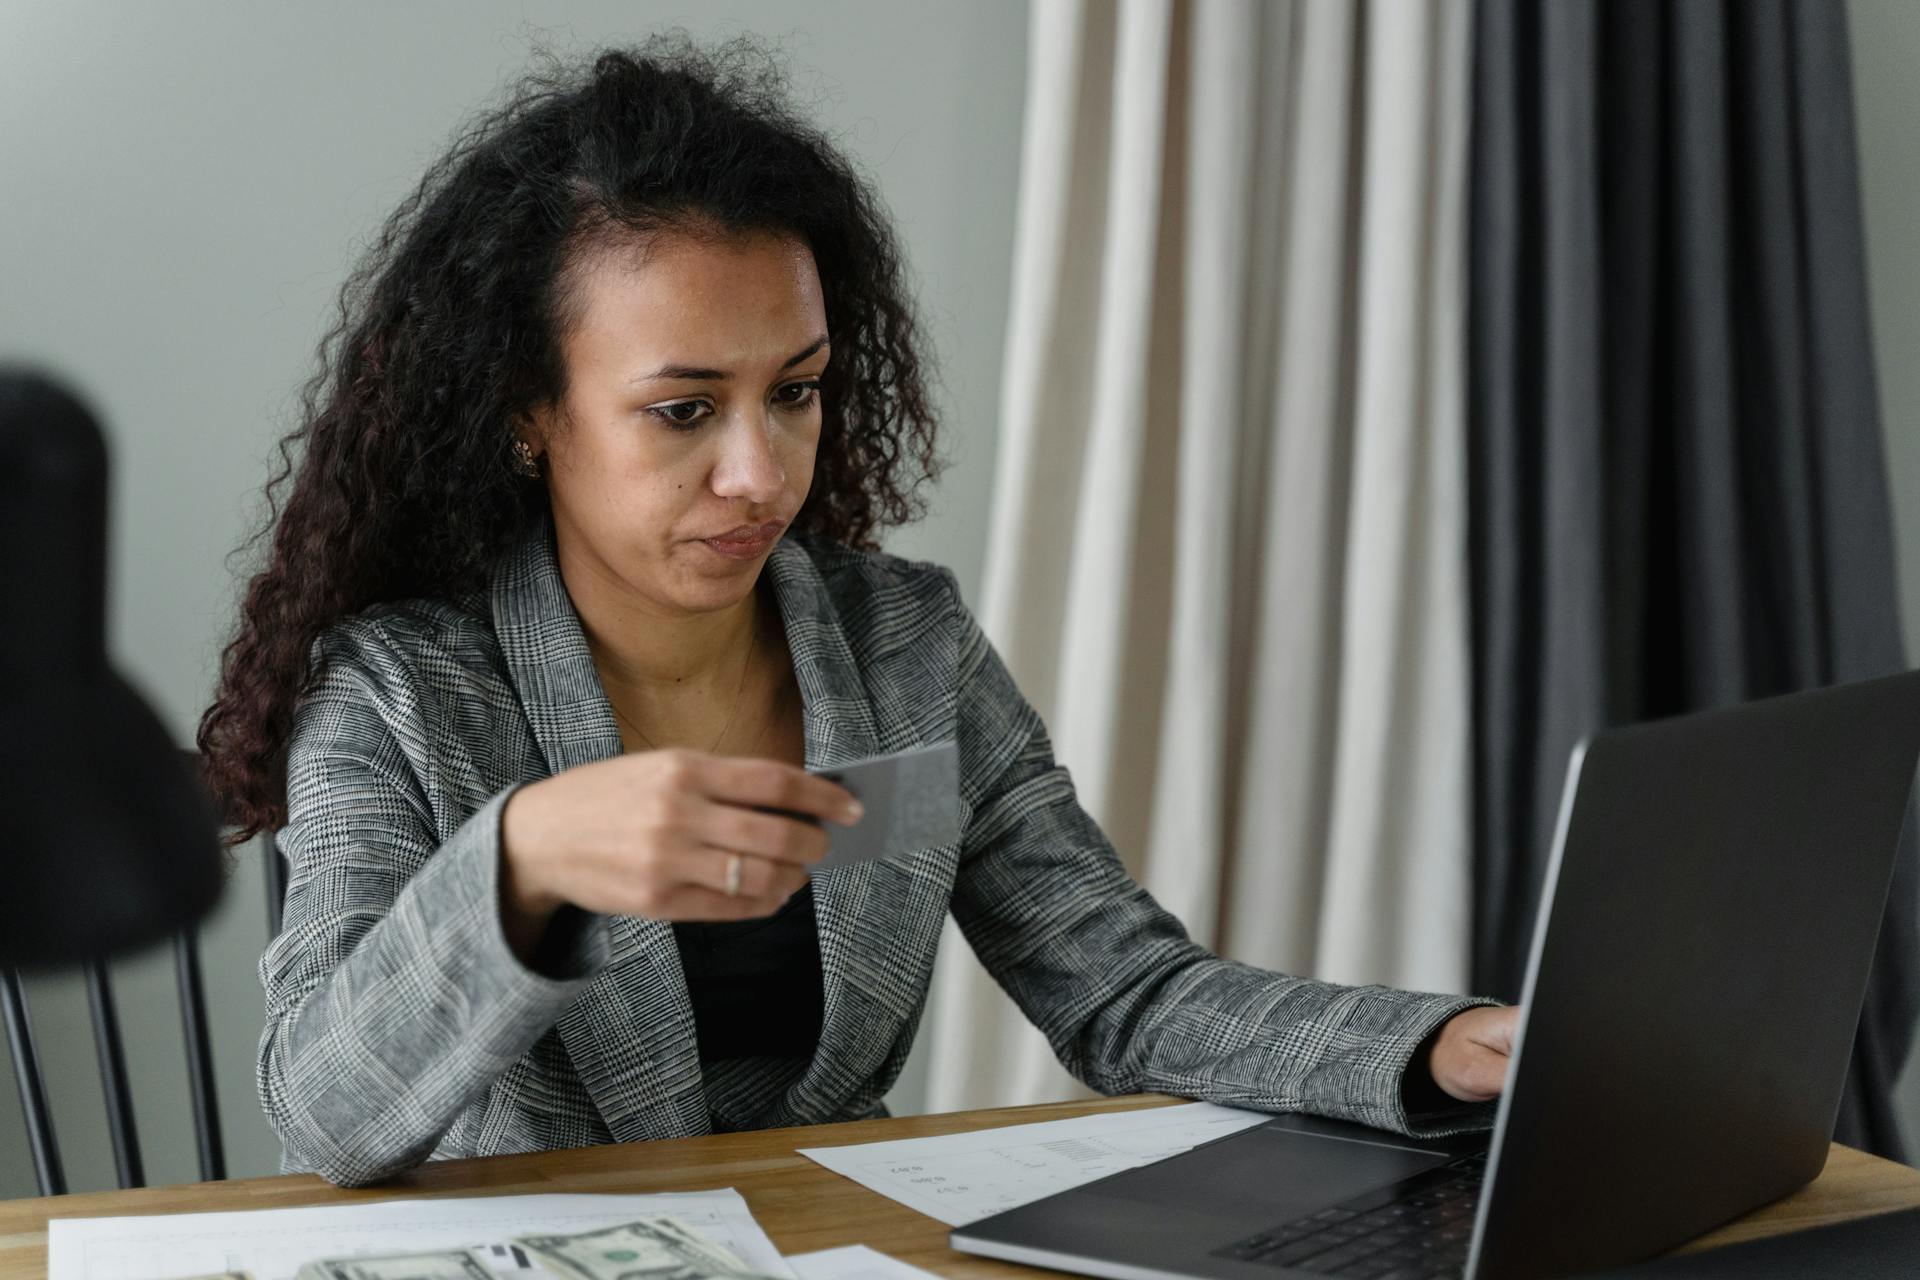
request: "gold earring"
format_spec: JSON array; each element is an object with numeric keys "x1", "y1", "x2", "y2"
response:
[{"x1": 511, "y1": 439, "x2": 540, "y2": 477}]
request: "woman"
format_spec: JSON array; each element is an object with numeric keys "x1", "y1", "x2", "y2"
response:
[{"x1": 200, "y1": 36, "x2": 1517, "y2": 1189}]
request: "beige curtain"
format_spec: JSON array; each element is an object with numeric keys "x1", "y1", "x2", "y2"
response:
[{"x1": 924, "y1": 0, "x2": 1476, "y2": 1112}]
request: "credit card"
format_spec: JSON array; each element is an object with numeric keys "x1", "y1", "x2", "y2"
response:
[{"x1": 806, "y1": 740, "x2": 959, "y2": 872}]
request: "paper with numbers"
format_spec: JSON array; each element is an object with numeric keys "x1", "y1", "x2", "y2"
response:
[{"x1": 797, "y1": 1102, "x2": 1271, "y2": 1225}]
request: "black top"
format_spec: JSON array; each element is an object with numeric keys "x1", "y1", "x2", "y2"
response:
[{"x1": 672, "y1": 880, "x2": 825, "y2": 1064}]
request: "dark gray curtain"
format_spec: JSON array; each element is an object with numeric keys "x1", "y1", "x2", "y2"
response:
[{"x1": 1470, "y1": 0, "x2": 1918, "y2": 1159}]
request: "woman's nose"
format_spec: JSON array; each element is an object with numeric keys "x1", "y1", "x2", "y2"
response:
[{"x1": 709, "y1": 411, "x2": 786, "y2": 504}]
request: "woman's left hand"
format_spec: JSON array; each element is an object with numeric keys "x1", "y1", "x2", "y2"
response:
[{"x1": 1429, "y1": 1005, "x2": 1523, "y2": 1102}]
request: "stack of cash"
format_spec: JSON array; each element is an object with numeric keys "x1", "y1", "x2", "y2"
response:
[{"x1": 169, "y1": 1214, "x2": 774, "y2": 1280}]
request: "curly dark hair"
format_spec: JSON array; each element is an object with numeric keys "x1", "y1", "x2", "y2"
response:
[{"x1": 198, "y1": 33, "x2": 944, "y2": 845}]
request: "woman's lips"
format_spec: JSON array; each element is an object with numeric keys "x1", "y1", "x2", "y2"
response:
[{"x1": 700, "y1": 520, "x2": 785, "y2": 560}]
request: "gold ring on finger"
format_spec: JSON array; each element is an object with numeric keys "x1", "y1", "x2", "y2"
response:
[{"x1": 725, "y1": 852, "x2": 743, "y2": 897}]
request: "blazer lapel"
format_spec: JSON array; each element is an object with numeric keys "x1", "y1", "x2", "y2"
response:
[
  {"x1": 761, "y1": 542, "x2": 948, "y2": 1121},
  {"x1": 490, "y1": 516, "x2": 707, "y2": 1143}
]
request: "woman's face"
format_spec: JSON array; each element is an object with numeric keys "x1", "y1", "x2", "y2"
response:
[{"x1": 525, "y1": 227, "x2": 829, "y2": 617}]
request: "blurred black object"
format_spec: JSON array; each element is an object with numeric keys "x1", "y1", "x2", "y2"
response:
[
  {"x1": 0, "y1": 367, "x2": 222, "y2": 968},
  {"x1": 1576, "y1": 1207, "x2": 1920, "y2": 1277}
]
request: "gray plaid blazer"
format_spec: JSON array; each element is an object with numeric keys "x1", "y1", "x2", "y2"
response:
[{"x1": 260, "y1": 516, "x2": 1498, "y2": 1186}]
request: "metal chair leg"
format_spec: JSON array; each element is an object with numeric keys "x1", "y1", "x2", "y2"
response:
[
  {"x1": 174, "y1": 932, "x2": 225, "y2": 1182},
  {"x1": 84, "y1": 960, "x2": 145, "y2": 1189},
  {"x1": 1, "y1": 968, "x2": 66, "y2": 1197}
]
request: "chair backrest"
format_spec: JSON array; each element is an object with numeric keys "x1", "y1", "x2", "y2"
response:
[{"x1": 1, "y1": 750, "x2": 285, "y2": 1196}]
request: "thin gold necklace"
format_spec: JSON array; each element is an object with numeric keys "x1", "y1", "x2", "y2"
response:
[{"x1": 609, "y1": 607, "x2": 759, "y2": 754}]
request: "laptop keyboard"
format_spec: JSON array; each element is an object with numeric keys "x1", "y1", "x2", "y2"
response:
[{"x1": 1210, "y1": 1151, "x2": 1486, "y2": 1277}]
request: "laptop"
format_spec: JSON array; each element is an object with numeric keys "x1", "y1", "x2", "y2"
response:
[{"x1": 951, "y1": 669, "x2": 1920, "y2": 1279}]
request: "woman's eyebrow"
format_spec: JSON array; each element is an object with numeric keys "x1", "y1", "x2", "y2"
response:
[{"x1": 632, "y1": 334, "x2": 830, "y2": 384}]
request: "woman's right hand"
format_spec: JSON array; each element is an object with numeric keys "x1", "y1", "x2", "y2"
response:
[{"x1": 497, "y1": 749, "x2": 864, "y2": 939}]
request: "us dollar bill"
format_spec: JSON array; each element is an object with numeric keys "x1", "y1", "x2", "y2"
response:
[
  {"x1": 511, "y1": 1216, "x2": 772, "y2": 1280},
  {"x1": 291, "y1": 1249, "x2": 494, "y2": 1279}
]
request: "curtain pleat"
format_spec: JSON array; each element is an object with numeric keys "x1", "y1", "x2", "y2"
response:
[
  {"x1": 1223, "y1": 0, "x2": 1356, "y2": 977},
  {"x1": 1312, "y1": 0, "x2": 1473, "y2": 988}
]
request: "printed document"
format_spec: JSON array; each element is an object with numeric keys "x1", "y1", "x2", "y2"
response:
[{"x1": 797, "y1": 1101, "x2": 1270, "y2": 1225}]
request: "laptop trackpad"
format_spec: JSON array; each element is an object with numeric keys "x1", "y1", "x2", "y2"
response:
[{"x1": 1087, "y1": 1128, "x2": 1449, "y2": 1220}]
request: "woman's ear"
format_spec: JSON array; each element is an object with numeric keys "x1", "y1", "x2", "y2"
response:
[
  {"x1": 517, "y1": 397, "x2": 574, "y2": 457},
  {"x1": 510, "y1": 407, "x2": 544, "y2": 455},
  {"x1": 508, "y1": 408, "x2": 550, "y2": 478}
]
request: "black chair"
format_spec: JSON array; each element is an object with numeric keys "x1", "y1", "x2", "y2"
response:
[{"x1": 1, "y1": 750, "x2": 288, "y2": 1196}]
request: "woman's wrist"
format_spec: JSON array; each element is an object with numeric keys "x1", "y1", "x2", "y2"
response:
[
  {"x1": 499, "y1": 783, "x2": 566, "y2": 964},
  {"x1": 1420, "y1": 1005, "x2": 1520, "y2": 1105}
]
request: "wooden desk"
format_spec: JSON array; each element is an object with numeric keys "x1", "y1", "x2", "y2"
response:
[{"x1": 3, "y1": 1094, "x2": 1917, "y2": 1278}]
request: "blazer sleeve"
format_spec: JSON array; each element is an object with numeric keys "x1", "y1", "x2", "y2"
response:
[
  {"x1": 256, "y1": 617, "x2": 610, "y2": 1187},
  {"x1": 940, "y1": 571, "x2": 1501, "y2": 1138}
]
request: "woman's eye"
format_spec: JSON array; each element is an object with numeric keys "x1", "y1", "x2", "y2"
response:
[
  {"x1": 647, "y1": 383, "x2": 816, "y2": 429},
  {"x1": 777, "y1": 380, "x2": 821, "y2": 410},
  {"x1": 649, "y1": 399, "x2": 711, "y2": 429}
]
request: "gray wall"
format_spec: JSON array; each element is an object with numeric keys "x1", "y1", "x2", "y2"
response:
[
  {"x1": 1850, "y1": 0, "x2": 1920, "y2": 1159},
  {"x1": 0, "y1": 0, "x2": 1027, "y2": 1197}
]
